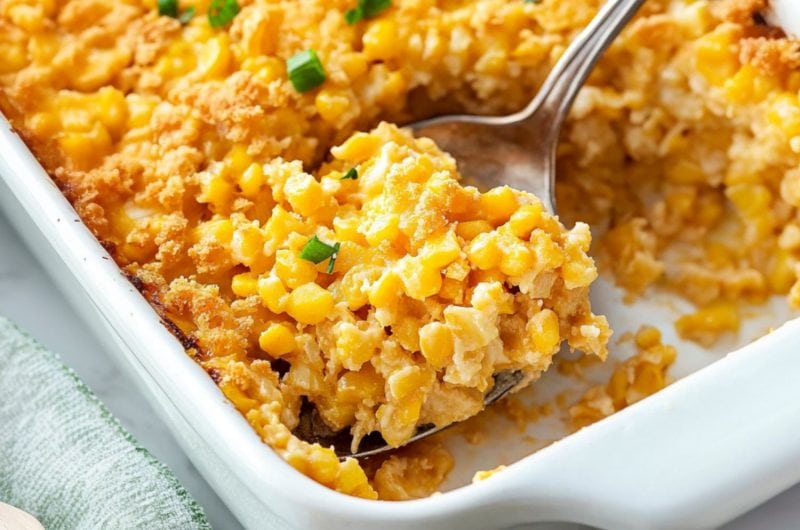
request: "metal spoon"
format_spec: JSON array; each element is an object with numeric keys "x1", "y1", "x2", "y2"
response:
[{"x1": 297, "y1": 0, "x2": 646, "y2": 459}]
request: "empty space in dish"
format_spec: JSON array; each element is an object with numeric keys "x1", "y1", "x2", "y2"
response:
[{"x1": 439, "y1": 277, "x2": 797, "y2": 491}]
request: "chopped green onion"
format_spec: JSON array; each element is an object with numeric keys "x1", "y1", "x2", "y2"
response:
[
  {"x1": 208, "y1": 0, "x2": 240, "y2": 28},
  {"x1": 344, "y1": 7, "x2": 363, "y2": 24},
  {"x1": 344, "y1": 0, "x2": 391, "y2": 24},
  {"x1": 178, "y1": 5, "x2": 196, "y2": 23},
  {"x1": 287, "y1": 50, "x2": 326, "y2": 93},
  {"x1": 158, "y1": 0, "x2": 179, "y2": 18},
  {"x1": 300, "y1": 235, "x2": 341, "y2": 273},
  {"x1": 340, "y1": 168, "x2": 358, "y2": 180},
  {"x1": 326, "y1": 243, "x2": 341, "y2": 274},
  {"x1": 524, "y1": 0, "x2": 542, "y2": 3},
  {"x1": 158, "y1": 0, "x2": 195, "y2": 25}
]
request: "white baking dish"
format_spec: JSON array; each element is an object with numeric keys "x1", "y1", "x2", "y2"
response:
[{"x1": 3, "y1": 111, "x2": 800, "y2": 530}]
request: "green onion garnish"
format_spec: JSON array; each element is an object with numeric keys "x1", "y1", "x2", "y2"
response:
[
  {"x1": 300, "y1": 236, "x2": 341, "y2": 273},
  {"x1": 158, "y1": 0, "x2": 195, "y2": 25},
  {"x1": 158, "y1": 0, "x2": 179, "y2": 18},
  {"x1": 287, "y1": 50, "x2": 326, "y2": 93},
  {"x1": 345, "y1": 0, "x2": 391, "y2": 24},
  {"x1": 178, "y1": 6, "x2": 195, "y2": 23},
  {"x1": 208, "y1": 0, "x2": 240, "y2": 28},
  {"x1": 340, "y1": 168, "x2": 358, "y2": 180}
]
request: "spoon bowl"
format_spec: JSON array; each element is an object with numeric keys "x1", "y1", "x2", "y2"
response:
[{"x1": 297, "y1": 0, "x2": 646, "y2": 460}]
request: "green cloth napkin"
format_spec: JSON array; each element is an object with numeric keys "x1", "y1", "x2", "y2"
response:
[{"x1": 0, "y1": 317, "x2": 211, "y2": 530}]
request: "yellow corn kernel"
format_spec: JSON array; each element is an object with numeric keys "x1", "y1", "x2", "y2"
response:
[
  {"x1": 378, "y1": 70, "x2": 406, "y2": 104},
  {"x1": 499, "y1": 242, "x2": 535, "y2": 277},
  {"x1": 231, "y1": 272, "x2": 258, "y2": 297},
  {"x1": 664, "y1": 158, "x2": 707, "y2": 185},
  {"x1": 420, "y1": 230, "x2": 461, "y2": 268},
  {"x1": 126, "y1": 94, "x2": 158, "y2": 130},
  {"x1": 258, "y1": 323, "x2": 296, "y2": 357},
  {"x1": 767, "y1": 249, "x2": 796, "y2": 294},
  {"x1": 285, "y1": 173, "x2": 325, "y2": 218},
  {"x1": 70, "y1": 48, "x2": 128, "y2": 92},
  {"x1": 767, "y1": 93, "x2": 800, "y2": 138},
  {"x1": 28, "y1": 33, "x2": 59, "y2": 64},
  {"x1": 230, "y1": 224, "x2": 265, "y2": 267},
  {"x1": 726, "y1": 183, "x2": 771, "y2": 218},
  {"x1": 337, "y1": 366, "x2": 385, "y2": 404},
  {"x1": 198, "y1": 171, "x2": 234, "y2": 211},
  {"x1": 466, "y1": 232, "x2": 501, "y2": 270},
  {"x1": 195, "y1": 218, "x2": 234, "y2": 244},
  {"x1": 694, "y1": 29, "x2": 739, "y2": 86},
  {"x1": 25, "y1": 112, "x2": 59, "y2": 138},
  {"x1": 331, "y1": 132, "x2": 381, "y2": 162},
  {"x1": 675, "y1": 300, "x2": 740, "y2": 346},
  {"x1": 634, "y1": 326, "x2": 662, "y2": 349},
  {"x1": 444, "y1": 306, "x2": 495, "y2": 350},
  {"x1": 388, "y1": 366, "x2": 431, "y2": 400},
  {"x1": 335, "y1": 458, "x2": 376, "y2": 499},
  {"x1": 225, "y1": 144, "x2": 252, "y2": 176},
  {"x1": 7, "y1": 2, "x2": 45, "y2": 32},
  {"x1": 507, "y1": 203, "x2": 544, "y2": 238},
  {"x1": 377, "y1": 396, "x2": 423, "y2": 447},
  {"x1": 307, "y1": 446, "x2": 340, "y2": 485},
  {"x1": 528, "y1": 309, "x2": 560, "y2": 354},
  {"x1": 456, "y1": 220, "x2": 493, "y2": 241},
  {"x1": 339, "y1": 52, "x2": 368, "y2": 79},
  {"x1": 419, "y1": 322, "x2": 454, "y2": 369},
  {"x1": 258, "y1": 275, "x2": 288, "y2": 313},
  {"x1": 363, "y1": 19, "x2": 399, "y2": 61},
  {"x1": 95, "y1": 87, "x2": 129, "y2": 140},
  {"x1": 607, "y1": 368, "x2": 629, "y2": 408},
  {"x1": 315, "y1": 88, "x2": 352, "y2": 124},
  {"x1": 219, "y1": 380, "x2": 259, "y2": 413},
  {"x1": 274, "y1": 249, "x2": 318, "y2": 289},
  {"x1": 395, "y1": 257, "x2": 442, "y2": 300},
  {"x1": 364, "y1": 214, "x2": 400, "y2": 246},
  {"x1": 238, "y1": 162, "x2": 265, "y2": 198},
  {"x1": 252, "y1": 56, "x2": 285, "y2": 84},
  {"x1": 335, "y1": 323, "x2": 376, "y2": 370},
  {"x1": 368, "y1": 271, "x2": 402, "y2": 307},
  {"x1": 58, "y1": 122, "x2": 112, "y2": 169},
  {"x1": 197, "y1": 34, "x2": 232, "y2": 79},
  {"x1": 0, "y1": 40, "x2": 27, "y2": 74},
  {"x1": 724, "y1": 65, "x2": 778, "y2": 104},
  {"x1": 286, "y1": 283, "x2": 334, "y2": 325},
  {"x1": 480, "y1": 187, "x2": 519, "y2": 226}
]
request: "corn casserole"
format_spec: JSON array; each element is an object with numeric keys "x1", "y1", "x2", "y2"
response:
[{"x1": 1, "y1": 0, "x2": 798, "y2": 500}]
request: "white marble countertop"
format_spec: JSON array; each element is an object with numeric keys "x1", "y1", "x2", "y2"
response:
[{"x1": 1, "y1": 209, "x2": 799, "y2": 530}]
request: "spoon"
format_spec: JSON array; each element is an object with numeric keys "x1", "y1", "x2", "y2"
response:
[{"x1": 297, "y1": 0, "x2": 646, "y2": 459}]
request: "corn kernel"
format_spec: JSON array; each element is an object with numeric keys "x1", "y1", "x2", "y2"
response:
[
  {"x1": 258, "y1": 275, "x2": 288, "y2": 313},
  {"x1": 286, "y1": 283, "x2": 334, "y2": 325},
  {"x1": 231, "y1": 272, "x2": 258, "y2": 297},
  {"x1": 395, "y1": 257, "x2": 442, "y2": 300},
  {"x1": 337, "y1": 366, "x2": 384, "y2": 404},
  {"x1": 259, "y1": 323, "x2": 297, "y2": 357},
  {"x1": 480, "y1": 187, "x2": 519, "y2": 226},
  {"x1": 419, "y1": 322, "x2": 454, "y2": 369},
  {"x1": 507, "y1": 203, "x2": 544, "y2": 238},
  {"x1": 331, "y1": 132, "x2": 381, "y2": 162},
  {"x1": 420, "y1": 230, "x2": 461, "y2": 268},
  {"x1": 274, "y1": 249, "x2": 318, "y2": 289},
  {"x1": 363, "y1": 19, "x2": 400, "y2": 61},
  {"x1": 528, "y1": 309, "x2": 560, "y2": 354},
  {"x1": 239, "y1": 163, "x2": 265, "y2": 198},
  {"x1": 456, "y1": 220, "x2": 493, "y2": 240}
]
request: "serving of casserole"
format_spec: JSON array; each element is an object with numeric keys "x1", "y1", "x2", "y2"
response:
[{"x1": 4, "y1": 0, "x2": 800, "y2": 527}]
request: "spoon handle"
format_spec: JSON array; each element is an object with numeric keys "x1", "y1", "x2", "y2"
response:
[{"x1": 518, "y1": 0, "x2": 647, "y2": 132}]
